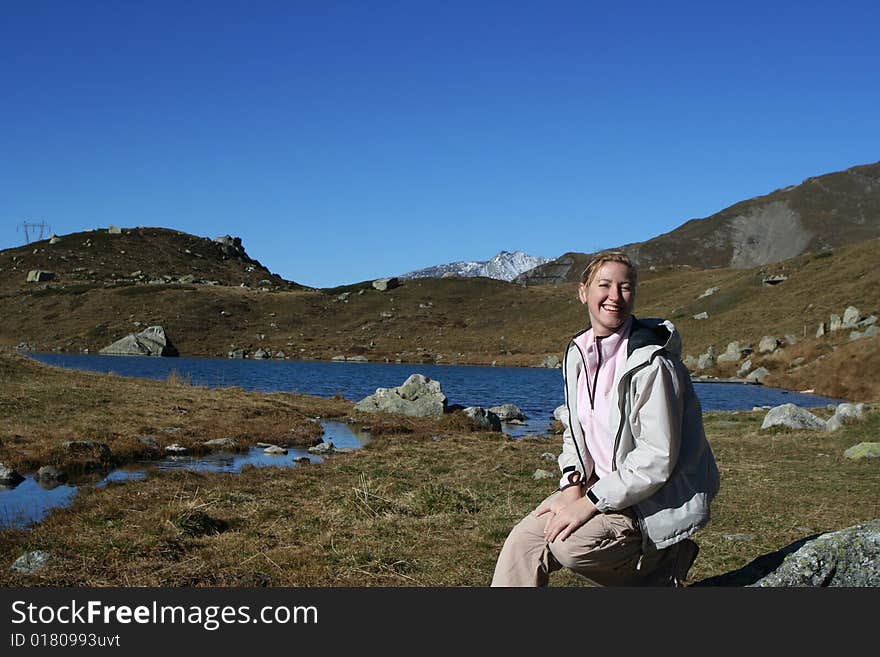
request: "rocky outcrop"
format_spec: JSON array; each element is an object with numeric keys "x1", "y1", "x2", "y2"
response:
[
  {"x1": 213, "y1": 235, "x2": 247, "y2": 259},
  {"x1": 372, "y1": 277, "x2": 399, "y2": 291},
  {"x1": 354, "y1": 374, "x2": 447, "y2": 417},
  {"x1": 760, "y1": 403, "x2": 826, "y2": 431},
  {"x1": 26, "y1": 270, "x2": 54, "y2": 282},
  {"x1": 749, "y1": 520, "x2": 880, "y2": 587},
  {"x1": 488, "y1": 404, "x2": 527, "y2": 422},
  {"x1": 843, "y1": 442, "x2": 880, "y2": 460},
  {"x1": 99, "y1": 326, "x2": 178, "y2": 357},
  {"x1": 462, "y1": 406, "x2": 502, "y2": 431},
  {"x1": 0, "y1": 463, "x2": 24, "y2": 486}
]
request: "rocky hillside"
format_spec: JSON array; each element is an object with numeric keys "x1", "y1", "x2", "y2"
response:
[
  {"x1": 517, "y1": 160, "x2": 880, "y2": 285},
  {"x1": 400, "y1": 250, "x2": 549, "y2": 282},
  {"x1": 0, "y1": 226, "x2": 299, "y2": 296}
]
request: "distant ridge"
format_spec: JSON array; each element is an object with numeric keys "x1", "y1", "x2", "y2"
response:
[
  {"x1": 400, "y1": 250, "x2": 550, "y2": 282},
  {"x1": 516, "y1": 160, "x2": 880, "y2": 285}
]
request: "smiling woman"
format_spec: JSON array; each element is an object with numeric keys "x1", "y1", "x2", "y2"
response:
[{"x1": 492, "y1": 250, "x2": 721, "y2": 587}]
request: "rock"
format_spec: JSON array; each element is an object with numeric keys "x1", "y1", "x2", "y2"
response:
[
  {"x1": 697, "y1": 351, "x2": 715, "y2": 370},
  {"x1": 745, "y1": 367, "x2": 769, "y2": 384},
  {"x1": 274, "y1": 350, "x2": 286, "y2": 360},
  {"x1": 723, "y1": 533, "x2": 756, "y2": 542},
  {"x1": 308, "y1": 441, "x2": 335, "y2": 454},
  {"x1": 204, "y1": 438, "x2": 237, "y2": 450},
  {"x1": 540, "y1": 355, "x2": 561, "y2": 368},
  {"x1": 108, "y1": 225, "x2": 122, "y2": 234},
  {"x1": 858, "y1": 315, "x2": 877, "y2": 328},
  {"x1": 864, "y1": 325, "x2": 880, "y2": 338},
  {"x1": 836, "y1": 403, "x2": 866, "y2": 420},
  {"x1": 533, "y1": 469, "x2": 555, "y2": 480},
  {"x1": 11, "y1": 550, "x2": 52, "y2": 574},
  {"x1": 214, "y1": 235, "x2": 247, "y2": 258},
  {"x1": 698, "y1": 287, "x2": 719, "y2": 299},
  {"x1": 100, "y1": 326, "x2": 178, "y2": 357},
  {"x1": 264, "y1": 445, "x2": 288, "y2": 456},
  {"x1": 488, "y1": 404, "x2": 527, "y2": 422},
  {"x1": 294, "y1": 456, "x2": 311, "y2": 464},
  {"x1": 36, "y1": 465, "x2": 66, "y2": 483},
  {"x1": 347, "y1": 355, "x2": 369, "y2": 362},
  {"x1": 760, "y1": 403, "x2": 826, "y2": 431},
  {"x1": 440, "y1": 272, "x2": 457, "y2": 278},
  {"x1": 749, "y1": 520, "x2": 880, "y2": 586},
  {"x1": 849, "y1": 330, "x2": 863, "y2": 341},
  {"x1": 165, "y1": 444, "x2": 188, "y2": 454},
  {"x1": 683, "y1": 354, "x2": 699, "y2": 370},
  {"x1": 829, "y1": 314, "x2": 842, "y2": 332},
  {"x1": 540, "y1": 452, "x2": 556, "y2": 462},
  {"x1": 462, "y1": 406, "x2": 502, "y2": 431},
  {"x1": 816, "y1": 322, "x2": 826, "y2": 338},
  {"x1": 843, "y1": 443, "x2": 880, "y2": 460},
  {"x1": 784, "y1": 334, "x2": 798, "y2": 346},
  {"x1": 253, "y1": 348, "x2": 271, "y2": 359},
  {"x1": 372, "y1": 277, "x2": 399, "y2": 291},
  {"x1": 354, "y1": 374, "x2": 447, "y2": 417},
  {"x1": 61, "y1": 440, "x2": 111, "y2": 461},
  {"x1": 26, "y1": 270, "x2": 54, "y2": 282},
  {"x1": 49, "y1": 235, "x2": 61, "y2": 245},
  {"x1": 790, "y1": 357, "x2": 806, "y2": 368},
  {"x1": 762, "y1": 274, "x2": 788, "y2": 286},
  {"x1": 0, "y1": 463, "x2": 24, "y2": 486},
  {"x1": 758, "y1": 336, "x2": 779, "y2": 353},
  {"x1": 842, "y1": 306, "x2": 861, "y2": 329},
  {"x1": 717, "y1": 341, "x2": 745, "y2": 363},
  {"x1": 228, "y1": 348, "x2": 246, "y2": 359},
  {"x1": 693, "y1": 312, "x2": 709, "y2": 320},
  {"x1": 737, "y1": 359, "x2": 753, "y2": 377},
  {"x1": 136, "y1": 435, "x2": 160, "y2": 449}
]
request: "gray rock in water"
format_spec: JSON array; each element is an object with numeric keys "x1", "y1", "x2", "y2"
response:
[
  {"x1": 263, "y1": 445, "x2": 288, "y2": 456},
  {"x1": 745, "y1": 367, "x2": 769, "y2": 384},
  {"x1": 100, "y1": 325, "x2": 178, "y2": 357},
  {"x1": 0, "y1": 462, "x2": 24, "y2": 486},
  {"x1": 462, "y1": 406, "x2": 502, "y2": 431},
  {"x1": 308, "y1": 441, "x2": 335, "y2": 454},
  {"x1": 749, "y1": 519, "x2": 880, "y2": 586},
  {"x1": 355, "y1": 374, "x2": 447, "y2": 417},
  {"x1": 11, "y1": 550, "x2": 52, "y2": 574},
  {"x1": 761, "y1": 403, "x2": 826, "y2": 431},
  {"x1": 843, "y1": 442, "x2": 880, "y2": 460},
  {"x1": 488, "y1": 404, "x2": 527, "y2": 422},
  {"x1": 372, "y1": 277, "x2": 399, "y2": 291},
  {"x1": 165, "y1": 444, "x2": 187, "y2": 454},
  {"x1": 36, "y1": 465, "x2": 66, "y2": 483}
]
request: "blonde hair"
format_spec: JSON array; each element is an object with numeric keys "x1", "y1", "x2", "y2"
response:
[{"x1": 579, "y1": 250, "x2": 638, "y2": 287}]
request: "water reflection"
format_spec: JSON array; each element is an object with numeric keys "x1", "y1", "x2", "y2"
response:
[{"x1": 0, "y1": 421, "x2": 368, "y2": 531}]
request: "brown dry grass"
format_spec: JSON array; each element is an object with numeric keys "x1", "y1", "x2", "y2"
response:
[{"x1": 1, "y1": 356, "x2": 878, "y2": 587}]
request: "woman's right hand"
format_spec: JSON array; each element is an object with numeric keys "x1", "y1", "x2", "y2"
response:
[{"x1": 533, "y1": 484, "x2": 584, "y2": 519}]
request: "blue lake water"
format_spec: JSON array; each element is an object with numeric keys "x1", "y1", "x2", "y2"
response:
[{"x1": 26, "y1": 352, "x2": 844, "y2": 431}]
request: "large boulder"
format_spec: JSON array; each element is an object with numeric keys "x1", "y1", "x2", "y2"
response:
[
  {"x1": 26, "y1": 270, "x2": 54, "y2": 282},
  {"x1": 760, "y1": 403, "x2": 826, "y2": 431},
  {"x1": 843, "y1": 442, "x2": 880, "y2": 460},
  {"x1": 100, "y1": 326, "x2": 178, "y2": 357},
  {"x1": 0, "y1": 463, "x2": 24, "y2": 486},
  {"x1": 354, "y1": 374, "x2": 447, "y2": 417},
  {"x1": 842, "y1": 306, "x2": 861, "y2": 329},
  {"x1": 749, "y1": 520, "x2": 880, "y2": 586},
  {"x1": 372, "y1": 277, "x2": 399, "y2": 291}
]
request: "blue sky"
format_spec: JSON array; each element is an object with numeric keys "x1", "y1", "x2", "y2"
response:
[{"x1": 2, "y1": 1, "x2": 878, "y2": 288}]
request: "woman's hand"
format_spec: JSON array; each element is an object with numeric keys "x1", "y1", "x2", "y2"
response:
[
  {"x1": 534, "y1": 485, "x2": 583, "y2": 518},
  {"x1": 537, "y1": 495, "x2": 597, "y2": 543}
]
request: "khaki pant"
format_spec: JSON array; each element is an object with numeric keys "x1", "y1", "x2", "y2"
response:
[{"x1": 491, "y1": 495, "x2": 671, "y2": 587}]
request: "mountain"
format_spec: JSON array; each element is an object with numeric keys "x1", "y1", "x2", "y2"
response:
[
  {"x1": 0, "y1": 226, "x2": 301, "y2": 294},
  {"x1": 400, "y1": 250, "x2": 550, "y2": 282},
  {"x1": 516, "y1": 160, "x2": 880, "y2": 285}
]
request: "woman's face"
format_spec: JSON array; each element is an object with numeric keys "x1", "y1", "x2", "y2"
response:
[{"x1": 578, "y1": 261, "x2": 635, "y2": 336}]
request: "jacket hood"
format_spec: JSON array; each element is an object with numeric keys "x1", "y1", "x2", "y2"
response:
[{"x1": 627, "y1": 317, "x2": 681, "y2": 359}]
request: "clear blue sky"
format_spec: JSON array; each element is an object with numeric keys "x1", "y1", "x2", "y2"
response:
[{"x1": 2, "y1": 1, "x2": 878, "y2": 288}]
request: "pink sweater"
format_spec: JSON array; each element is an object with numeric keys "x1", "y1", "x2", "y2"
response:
[{"x1": 573, "y1": 317, "x2": 632, "y2": 480}]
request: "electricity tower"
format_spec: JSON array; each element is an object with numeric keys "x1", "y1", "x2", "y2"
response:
[{"x1": 17, "y1": 220, "x2": 51, "y2": 244}]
